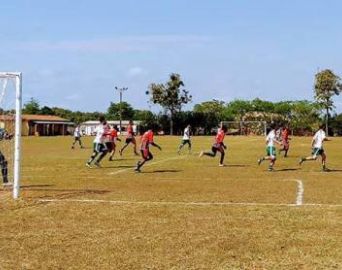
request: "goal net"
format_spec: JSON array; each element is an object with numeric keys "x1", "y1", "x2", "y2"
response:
[
  {"x1": 222, "y1": 121, "x2": 267, "y2": 136},
  {"x1": 0, "y1": 72, "x2": 22, "y2": 199}
]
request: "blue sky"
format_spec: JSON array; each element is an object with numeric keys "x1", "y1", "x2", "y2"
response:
[{"x1": 1, "y1": 0, "x2": 342, "y2": 112}]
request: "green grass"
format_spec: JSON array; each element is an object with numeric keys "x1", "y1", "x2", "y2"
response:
[{"x1": 0, "y1": 135, "x2": 342, "y2": 269}]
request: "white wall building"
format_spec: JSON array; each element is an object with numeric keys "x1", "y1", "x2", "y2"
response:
[{"x1": 80, "y1": 120, "x2": 141, "y2": 136}]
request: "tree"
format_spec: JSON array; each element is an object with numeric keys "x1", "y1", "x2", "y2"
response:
[
  {"x1": 107, "y1": 102, "x2": 135, "y2": 120},
  {"x1": 225, "y1": 100, "x2": 253, "y2": 120},
  {"x1": 22, "y1": 98, "x2": 40, "y2": 114},
  {"x1": 314, "y1": 69, "x2": 342, "y2": 134},
  {"x1": 147, "y1": 73, "x2": 192, "y2": 135},
  {"x1": 40, "y1": 106, "x2": 54, "y2": 115}
]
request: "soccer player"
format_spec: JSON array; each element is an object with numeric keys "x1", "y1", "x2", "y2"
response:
[
  {"x1": 178, "y1": 124, "x2": 192, "y2": 154},
  {"x1": 0, "y1": 151, "x2": 10, "y2": 186},
  {"x1": 135, "y1": 128, "x2": 162, "y2": 173},
  {"x1": 279, "y1": 124, "x2": 290, "y2": 157},
  {"x1": 119, "y1": 120, "x2": 139, "y2": 156},
  {"x1": 86, "y1": 116, "x2": 109, "y2": 168},
  {"x1": 199, "y1": 124, "x2": 227, "y2": 167},
  {"x1": 258, "y1": 123, "x2": 282, "y2": 171},
  {"x1": 71, "y1": 125, "x2": 83, "y2": 149},
  {"x1": 299, "y1": 124, "x2": 330, "y2": 171},
  {"x1": 108, "y1": 125, "x2": 121, "y2": 161}
]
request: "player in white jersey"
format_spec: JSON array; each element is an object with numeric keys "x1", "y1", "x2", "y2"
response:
[
  {"x1": 299, "y1": 124, "x2": 330, "y2": 171},
  {"x1": 86, "y1": 116, "x2": 109, "y2": 168},
  {"x1": 71, "y1": 125, "x2": 83, "y2": 149},
  {"x1": 258, "y1": 123, "x2": 282, "y2": 171},
  {"x1": 178, "y1": 124, "x2": 192, "y2": 154}
]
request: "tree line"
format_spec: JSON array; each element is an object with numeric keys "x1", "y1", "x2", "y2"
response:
[{"x1": 22, "y1": 69, "x2": 342, "y2": 136}]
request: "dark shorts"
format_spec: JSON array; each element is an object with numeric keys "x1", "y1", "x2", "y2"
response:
[
  {"x1": 312, "y1": 148, "x2": 324, "y2": 157},
  {"x1": 74, "y1": 136, "x2": 81, "y2": 141},
  {"x1": 181, "y1": 139, "x2": 191, "y2": 146},
  {"x1": 212, "y1": 143, "x2": 225, "y2": 153},
  {"x1": 93, "y1": 143, "x2": 107, "y2": 153},
  {"x1": 105, "y1": 142, "x2": 115, "y2": 152},
  {"x1": 125, "y1": 137, "x2": 136, "y2": 144},
  {"x1": 141, "y1": 148, "x2": 153, "y2": 160}
]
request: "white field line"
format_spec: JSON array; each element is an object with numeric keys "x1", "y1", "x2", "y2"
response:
[
  {"x1": 108, "y1": 156, "x2": 185, "y2": 175},
  {"x1": 38, "y1": 199, "x2": 342, "y2": 208},
  {"x1": 295, "y1": 180, "x2": 304, "y2": 206}
]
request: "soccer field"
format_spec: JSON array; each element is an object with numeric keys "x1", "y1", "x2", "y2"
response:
[{"x1": 1, "y1": 135, "x2": 342, "y2": 269}]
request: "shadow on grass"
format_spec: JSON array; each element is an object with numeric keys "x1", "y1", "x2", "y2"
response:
[
  {"x1": 33, "y1": 189, "x2": 112, "y2": 200},
  {"x1": 21, "y1": 184, "x2": 55, "y2": 189},
  {"x1": 275, "y1": 168, "x2": 300, "y2": 172},
  {"x1": 228, "y1": 164, "x2": 250, "y2": 168},
  {"x1": 142, "y1": 169, "x2": 182, "y2": 174}
]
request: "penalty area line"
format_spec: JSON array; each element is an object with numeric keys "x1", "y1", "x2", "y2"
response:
[{"x1": 37, "y1": 199, "x2": 342, "y2": 208}]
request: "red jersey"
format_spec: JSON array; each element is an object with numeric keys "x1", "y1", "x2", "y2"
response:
[
  {"x1": 141, "y1": 130, "x2": 154, "y2": 149},
  {"x1": 109, "y1": 129, "x2": 118, "y2": 142},
  {"x1": 215, "y1": 128, "x2": 225, "y2": 144},
  {"x1": 282, "y1": 129, "x2": 289, "y2": 141},
  {"x1": 126, "y1": 124, "x2": 134, "y2": 138}
]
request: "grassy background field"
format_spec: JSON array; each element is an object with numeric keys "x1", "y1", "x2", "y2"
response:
[{"x1": 0, "y1": 135, "x2": 341, "y2": 269}]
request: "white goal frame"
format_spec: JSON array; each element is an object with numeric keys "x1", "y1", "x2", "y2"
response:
[
  {"x1": 222, "y1": 121, "x2": 267, "y2": 136},
  {"x1": 0, "y1": 72, "x2": 22, "y2": 199}
]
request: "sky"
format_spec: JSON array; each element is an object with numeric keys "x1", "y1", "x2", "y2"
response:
[{"x1": 1, "y1": 0, "x2": 342, "y2": 113}]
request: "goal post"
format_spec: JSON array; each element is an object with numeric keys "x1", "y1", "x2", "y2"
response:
[
  {"x1": 0, "y1": 72, "x2": 22, "y2": 199},
  {"x1": 221, "y1": 121, "x2": 267, "y2": 136}
]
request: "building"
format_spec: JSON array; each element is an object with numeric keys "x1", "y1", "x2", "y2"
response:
[
  {"x1": 80, "y1": 120, "x2": 141, "y2": 136},
  {"x1": 0, "y1": 114, "x2": 74, "y2": 136}
]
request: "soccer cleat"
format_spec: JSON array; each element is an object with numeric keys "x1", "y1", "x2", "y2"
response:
[
  {"x1": 119, "y1": 150, "x2": 123, "y2": 156},
  {"x1": 322, "y1": 167, "x2": 330, "y2": 172},
  {"x1": 199, "y1": 151, "x2": 204, "y2": 158},
  {"x1": 94, "y1": 162, "x2": 101, "y2": 168},
  {"x1": 268, "y1": 167, "x2": 274, "y2": 172},
  {"x1": 257, "y1": 158, "x2": 263, "y2": 166},
  {"x1": 86, "y1": 162, "x2": 92, "y2": 168},
  {"x1": 71, "y1": 146, "x2": 74, "y2": 149},
  {"x1": 299, "y1": 158, "x2": 304, "y2": 165},
  {"x1": 219, "y1": 164, "x2": 225, "y2": 167},
  {"x1": 134, "y1": 168, "x2": 141, "y2": 173},
  {"x1": 109, "y1": 157, "x2": 113, "y2": 161},
  {"x1": 2, "y1": 182, "x2": 12, "y2": 187}
]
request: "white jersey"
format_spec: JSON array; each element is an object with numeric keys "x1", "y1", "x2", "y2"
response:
[
  {"x1": 93, "y1": 125, "x2": 105, "y2": 144},
  {"x1": 183, "y1": 127, "x2": 191, "y2": 140},
  {"x1": 266, "y1": 130, "x2": 276, "y2": 147},
  {"x1": 313, "y1": 129, "x2": 326, "y2": 149},
  {"x1": 74, "y1": 127, "x2": 81, "y2": 137}
]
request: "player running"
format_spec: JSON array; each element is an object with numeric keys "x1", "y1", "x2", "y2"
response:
[
  {"x1": 108, "y1": 125, "x2": 121, "y2": 161},
  {"x1": 71, "y1": 125, "x2": 83, "y2": 149},
  {"x1": 86, "y1": 116, "x2": 109, "y2": 168},
  {"x1": 258, "y1": 123, "x2": 282, "y2": 171},
  {"x1": 279, "y1": 124, "x2": 290, "y2": 157},
  {"x1": 299, "y1": 124, "x2": 330, "y2": 171},
  {"x1": 134, "y1": 128, "x2": 162, "y2": 173},
  {"x1": 199, "y1": 124, "x2": 227, "y2": 167},
  {"x1": 177, "y1": 124, "x2": 192, "y2": 154},
  {"x1": 119, "y1": 120, "x2": 139, "y2": 156}
]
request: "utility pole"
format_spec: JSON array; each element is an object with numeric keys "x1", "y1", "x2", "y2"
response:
[{"x1": 115, "y1": 86, "x2": 128, "y2": 133}]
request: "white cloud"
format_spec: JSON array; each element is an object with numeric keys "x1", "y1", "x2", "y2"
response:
[{"x1": 127, "y1": 67, "x2": 147, "y2": 78}]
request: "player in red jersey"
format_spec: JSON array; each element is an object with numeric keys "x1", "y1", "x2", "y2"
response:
[
  {"x1": 119, "y1": 120, "x2": 139, "y2": 156},
  {"x1": 199, "y1": 124, "x2": 227, "y2": 166},
  {"x1": 135, "y1": 128, "x2": 162, "y2": 172},
  {"x1": 279, "y1": 124, "x2": 290, "y2": 157},
  {"x1": 108, "y1": 125, "x2": 121, "y2": 161}
]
